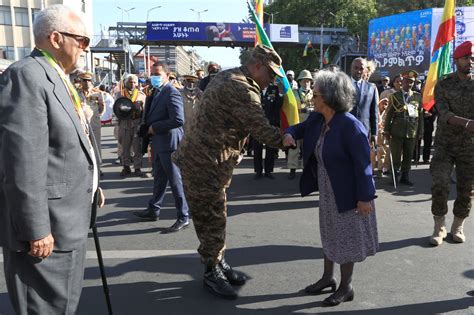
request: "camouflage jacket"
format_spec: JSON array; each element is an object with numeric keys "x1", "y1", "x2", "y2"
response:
[
  {"x1": 434, "y1": 73, "x2": 474, "y2": 142},
  {"x1": 173, "y1": 67, "x2": 283, "y2": 173},
  {"x1": 384, "y1": 90, "x2": 423, "y2": 139}
]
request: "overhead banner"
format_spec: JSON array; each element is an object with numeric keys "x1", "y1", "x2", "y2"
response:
[
  {"x1": 269, "y1": 24, "x2": 299, "y2": 43},
  {"x1": 368, "y1": 9, "x2": 433, "y2": 79},
  {"x1": 369, "y1": 7, "x2": 474, "y2": 79},
  {"x1": 147, "y1": 22, "x2": 275, "y2": 43}
]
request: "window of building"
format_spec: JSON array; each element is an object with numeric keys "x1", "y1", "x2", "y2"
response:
[
  {"x1": 17, "y1": 47, "x2": 31, "y2": 59},
  {"x1": 14, "y1": 7, "x2": 29, "y2": 27},
  {"x1": 32, "y1": 8, "x2": 40, "y2": 22},
  {"x1": 0, "y1": 6, "x2": 12, "y2": 25},
  {"x1": 0, "y1": 46, "x2": 15, "y2": 60}
]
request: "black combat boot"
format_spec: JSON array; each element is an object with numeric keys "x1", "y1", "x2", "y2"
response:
[
  {"x1": 400, "y1": 172, "x2": 414, "y2": 186},
  {"x1": 219, "y1": 258, "x2": 247, "y2": 285},
  {"x1": 203, "y1": 264, "x2": 237, "y2": 299}
]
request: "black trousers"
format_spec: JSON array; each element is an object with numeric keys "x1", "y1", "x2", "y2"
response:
[
  {"x1": 252, "y1": 138, "x2": 278, "y2": 174},
  {"x1": 413, "y1": 115, "x2": 436, "y2": 162}
]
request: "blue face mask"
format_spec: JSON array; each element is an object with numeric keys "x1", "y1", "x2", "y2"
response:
[{"x1": 150, "y1": 75, "x2": 163, "y2": 88}]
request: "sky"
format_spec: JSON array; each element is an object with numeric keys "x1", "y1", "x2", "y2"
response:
[{"x1": 92, "y1": 0, "x2": 252, "y2": 68}]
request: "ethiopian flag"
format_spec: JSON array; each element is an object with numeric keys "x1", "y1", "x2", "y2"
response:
[
  {"x1": 422, "y1": 0, "x2": 456, "y2": 111},
  {"x1": 303, "y1": 40, "x2": 312, "y2": 57},
  {"x1": 254, "y1": 0, "x2": 264, "y2": 47},
  {"x1": 247, "y1": 1, "x2": 299, "y2": 130}
]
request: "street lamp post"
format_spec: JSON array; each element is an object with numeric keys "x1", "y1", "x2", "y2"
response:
[
  {"x1": 190, "y1": 8, "x2": 208, "y2": 22},
  {"x1": 146, "y1": 6, "x2": 162, "y2": 76},
  {"x1": 263, "y1": 11, "x2": 281, "y2": 24},
  {"x1": 329, "y1": 12, "x2": 344, "y2": 28},
  {"x1": 147, "y1": 5, "x2": 162, "y2": 21},
  {"x1": 117, "y1": 6, "x2": 135, "y2": 23}
]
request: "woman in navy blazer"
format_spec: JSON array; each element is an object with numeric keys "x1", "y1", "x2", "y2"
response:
[{"x1": 284, "y1": 70, "x2": 378, "y2": 306}]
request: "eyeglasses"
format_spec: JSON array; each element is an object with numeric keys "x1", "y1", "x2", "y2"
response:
[{"x1": 58, "y1": 32, "x2": 90, "y2": 49}]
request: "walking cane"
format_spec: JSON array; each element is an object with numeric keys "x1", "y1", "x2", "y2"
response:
[
  {"x1": 389, "y1": 150, "x2": 397, "y2": 189},
  {"x1": 91, "y1": 193, "x2": 113, "y2": 315}
]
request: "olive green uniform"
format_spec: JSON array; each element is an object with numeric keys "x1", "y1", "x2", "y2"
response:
[{"x1": 384, "y1": 90, "x2": 424, "y2": 173}]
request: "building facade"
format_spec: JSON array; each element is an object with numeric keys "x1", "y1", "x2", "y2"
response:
[
  {"x1": 134, "y1": 45, "x2": 203, "y2": 77},
  {"x1": 0, "y1": 0, "x2": 93, "y2": 61}
]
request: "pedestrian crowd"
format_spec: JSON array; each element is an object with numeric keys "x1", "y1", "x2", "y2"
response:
[{"x1": 0, "y1": 5, "x2": 473, "y2": 314}]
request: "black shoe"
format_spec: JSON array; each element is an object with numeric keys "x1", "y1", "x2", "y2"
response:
[
  {"x1": 203, "y1": 264, "x2": 237, "y2": 299},
  {"x1": 304, "y1": 278, "x2": 337, "y2": 295},
  {"x1": 133, "y1": 209, "x2": 159, "y2": 221},
  {"x1": 219, "y1": 258, "x2": 246, "y2": 286},
  {"x1": 400, "y1": 172, "x2": 414, "y2": 186},
  {"x1": 134, "y1": 169, "x2": 143, "y2": 177},
  {"x1": 120, "y1": 166, "x2": 131, "y2": 177},
  {"x1": 323, "y1": 288, "x2": 354, "y2": 306},
  {"x1": 288, "y1": 169, "x2": 296, "y2": 180},
  {"x1": 165, "y1": 219, "x2": 189, "y2": 233},
  {"x1": 264, "y1": 173, "x2": 275, "y2": 179},
  {"x1": 254, "y1": 173, "x2": 263, "y2": 180}
]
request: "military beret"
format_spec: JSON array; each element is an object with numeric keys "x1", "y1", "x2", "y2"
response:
[
  {"x1": 78, "y1": 72, "x2": 93, "y2": 81},
  {"x1": 401, "y1": 70, "x2": 418, "y2": 81},
  {"x1": 453, "y1": 41, "x2": 474, "y2": 59},
  {"x1": 252, "y1": 45, "x2": 283, "y2": 78}
]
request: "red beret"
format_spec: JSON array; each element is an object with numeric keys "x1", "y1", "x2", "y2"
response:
[{"x1": 453, "y1": 41, "x2": 474, "y2": 59}]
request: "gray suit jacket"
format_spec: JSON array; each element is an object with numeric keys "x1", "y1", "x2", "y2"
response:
[
  {"x1": 0, "y1": 49, "x2": 98, "y2": 252},
  {"x1": 350, "y1": 80, "x2": 379, "y2": 137}
]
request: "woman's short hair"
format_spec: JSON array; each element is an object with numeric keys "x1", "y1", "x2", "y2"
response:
[{"x1": 313, "y1": 70, "x2": 355, "y2": 113}]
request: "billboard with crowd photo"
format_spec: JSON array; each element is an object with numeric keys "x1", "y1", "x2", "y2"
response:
[
  {"x1": 369, "y1": 7, "x2": 474, "y2": 79},
  {"x1": 368, "y1": 9, "x2": 433, "y2": 79}
]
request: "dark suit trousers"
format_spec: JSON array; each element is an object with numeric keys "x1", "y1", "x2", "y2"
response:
[
  {"x1": 252, "y1": 139, "x2": 277, "y2": 174},
  {"x1": 148, "y1": 150, "x2": 189, "y2": 220},
  {"x1": 3, "y1": 244, "x2": 86, "y2": 315}
]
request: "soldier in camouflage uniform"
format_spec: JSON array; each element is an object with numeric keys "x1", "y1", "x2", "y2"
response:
[
  {"x1": 173, "y1": 45, "x2": 287, "y2": 299},
  {"x1": 384, "y1": 70, "x2": 423, "y2": 186},
  {"x1": 429, "y1": 41, "x2": 474, "y2": 246}
]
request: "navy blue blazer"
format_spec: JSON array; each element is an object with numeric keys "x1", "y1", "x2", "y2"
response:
[
  {"x1": 285, "y1": 112, "x2": 376, "y2": 213},
  {"x1": 350, "y1": 80, "x2": 379, "y2": 137},
  {"x1": 146, "y1": 82, "x2": 184, "y2": 153}
]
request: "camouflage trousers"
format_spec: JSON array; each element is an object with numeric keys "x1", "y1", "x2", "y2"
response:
[
  {"x1": 180, "y1": 162, "x2": 234, "y2": 266},
  {"x1": 430, "y1": 138, "x2": 473, "y2": 218}
]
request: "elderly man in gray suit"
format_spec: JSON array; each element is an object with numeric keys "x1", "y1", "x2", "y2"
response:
[{"x1": 0, "y1": 5, "x2": 103, "y2": 314}]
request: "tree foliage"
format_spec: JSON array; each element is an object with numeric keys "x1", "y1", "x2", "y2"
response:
[{"x1": 262, "y1": 0, "x2": 473, "y2": 72}]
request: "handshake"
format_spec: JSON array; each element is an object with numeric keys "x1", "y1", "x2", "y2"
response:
[{"x1": 283, "y1": 134, "x2": 297, "y2": 149}]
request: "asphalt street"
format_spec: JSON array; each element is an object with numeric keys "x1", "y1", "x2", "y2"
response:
[{"x1": 1, "y1": 125, "x2": 473, "y2": 314}]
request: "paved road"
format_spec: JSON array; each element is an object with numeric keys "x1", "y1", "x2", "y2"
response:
[{"x1": 1, "y1": 125, "x2": 473, "y2": 314}]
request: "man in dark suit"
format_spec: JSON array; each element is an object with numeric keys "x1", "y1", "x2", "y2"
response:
[
  {"x1": 350, "y1": 57, "x2": 379, "y2": 143},
  {"x1": 0, "y1": 5, "x2": 103, "y2": 314},
  {"x1": 134, "y1": 62, "x2": 189, "y2": 232}
]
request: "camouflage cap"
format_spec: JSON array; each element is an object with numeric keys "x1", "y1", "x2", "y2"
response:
[
  {"x1": 252, "y1": 45, "x2": 283, "y2": 78},
  {"x1": 401, "y1": 70, "x2": 418, "y2": 81}
]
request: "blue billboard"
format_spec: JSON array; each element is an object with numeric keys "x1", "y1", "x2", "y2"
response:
[
  {"x1": 368, "y1": 9, "x2": 433, "y2": 78},
  {"x1": 147, "y1": 22, "x2": 266, "y2": 43}
]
